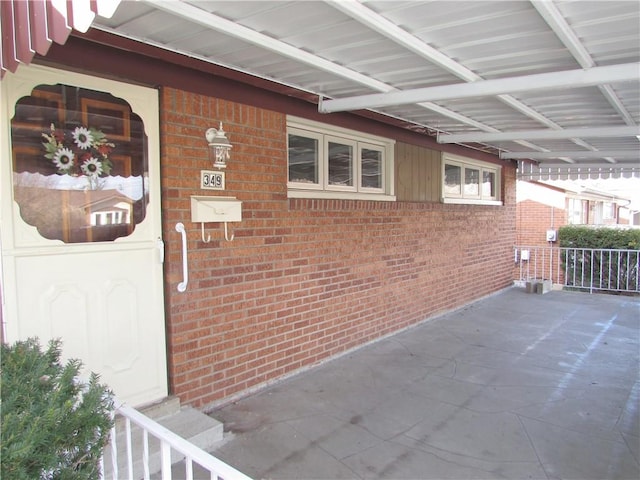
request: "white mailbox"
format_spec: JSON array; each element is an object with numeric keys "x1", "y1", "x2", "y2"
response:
[{"x1": 190, "y1": 196, "x2": 242, "y2": 223}]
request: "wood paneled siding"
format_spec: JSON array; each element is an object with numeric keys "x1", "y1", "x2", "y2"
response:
[{"x1": 395, "y1": 142, "x2": 441, "y2": 202}]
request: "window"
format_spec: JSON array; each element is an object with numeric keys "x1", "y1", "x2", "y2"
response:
[
  {"x1": 568, "y1": 198, "x2": 588, "y2": 224},
  {"x1": 288, "y1": 132, "x2": 320, "y2": 185},
  {"x1": 442, "y1": 154, "x2": 501, "y2": 205},
  {"x1": 444, "y1": 163, "x2": 462, "y2": 196},
  {"x1": 327, "y1": 137, "x2": 355, "y2": 188},
  {"x1": 602, "y1": 202, "x2": 615, "y2": 221},
  {"x1": 287, "y1": 117, "x2": 395, "y2": 200},
  {"x1": 11, "y1": 84, "x2": 149, "y2": 243},
  {"x1": 361, "y1": 145, "x2": 383, "y2": 189},
  {"x1": 464, "y1": 167, "x2": 480, "y2": 196}
]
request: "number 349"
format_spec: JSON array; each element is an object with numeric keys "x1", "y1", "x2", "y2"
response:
[{"x1": 201, "y1": 170, "x2": 225, "y2": 190}]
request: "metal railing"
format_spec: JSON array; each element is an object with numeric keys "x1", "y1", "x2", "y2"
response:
[
  {"x1": 514, "y1": 246, "x2": 640, "y2": 294},
  {"x1": 100, "y1": 399, "x2": 252, "y2": 480}
]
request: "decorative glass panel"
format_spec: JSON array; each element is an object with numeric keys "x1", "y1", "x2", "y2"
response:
[
  {"x1": 11, "y1": 84, "x2": 149, "y2": 243},
  {"x1": 288, "y1": 134, "x2": 318, "y2": 184},
  {"x1": 482, "y1": 170, "x2": 496, "y2": 197},
  {"x1": 361, "y1": 148, "x2": 382, "y2": 189},
  {"x1": 464, "y1": 167, "x2": 480, "y2": 196},
  {"x1": 328, "y1": 141, "x2": 353, "y2": 186},
  {"x1": 444, "y1": 163, "x2": 461, "y2": 195}
]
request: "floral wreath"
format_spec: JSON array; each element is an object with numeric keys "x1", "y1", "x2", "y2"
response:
[{"x1": 42, "y1": 123, "x2": 114, "y2": 177}]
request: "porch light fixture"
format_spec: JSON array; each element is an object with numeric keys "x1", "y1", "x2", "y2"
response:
[{"x1": 206, "y1": 122, "x2": 232, "y2": 169}]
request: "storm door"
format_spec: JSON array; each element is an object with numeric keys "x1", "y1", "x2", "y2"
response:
[{"x1": 1, "y1": 65, "x2": 167, "y2": 406}]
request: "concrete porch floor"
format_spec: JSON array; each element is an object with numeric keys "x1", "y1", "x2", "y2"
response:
[{"x1": 208, "y1": 288, "x2": 639, "y2": 480}]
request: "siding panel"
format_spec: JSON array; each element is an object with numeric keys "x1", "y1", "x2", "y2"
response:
[{"x1": 396, "y1": 142, "x2": 440, "y2": 202}]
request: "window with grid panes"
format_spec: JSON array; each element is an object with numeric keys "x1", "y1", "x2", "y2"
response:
[
  {"x1": 442, "y1": 153, "x2": 501, "y2": 205},
  {"x1": 287, "y1": 117, "x2": 395, "y2": 200}
]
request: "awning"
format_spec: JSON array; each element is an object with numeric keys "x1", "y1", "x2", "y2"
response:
[
  {"x1": 518, "y1": 161, "x2": 640, "y2": 181},
  {"x1": 0, "y1": 0, "x2": 120, "y2": 78}
]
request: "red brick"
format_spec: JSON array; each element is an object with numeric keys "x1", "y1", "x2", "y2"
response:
[{"x1": 160, "y1": 87, "x2": 517, "y2": 408}]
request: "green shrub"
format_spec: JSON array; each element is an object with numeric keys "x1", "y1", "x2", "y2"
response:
[
  {"x1": 1, "y1": 338, "x2": 114, "y2": 480},
  {"x1": 558, "y1": 226, "x2": 640, "y2": 294},
  {"x1": 559, "y1": 225, "x2": 640, "y2": 250}
]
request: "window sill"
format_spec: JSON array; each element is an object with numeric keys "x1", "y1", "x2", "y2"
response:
[
  {"x1": 442, "y1": 197, "x2": 503, "y2": 206},
  {"x1": 288, "y1": 189, "x2": 396, "y2": 202}
]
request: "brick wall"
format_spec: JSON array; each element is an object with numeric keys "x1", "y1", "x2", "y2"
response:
[
  {"x1": 161, "y1": 87, "x2": 517, "y2": 408},
  {"x1": 516, "y1": 199, "x2": 567, "y2": 247},
  {"x1": 516, "y1": 181, "x2": 567, "y2": 248},
  {"x1": 514, "y1": 182, "x2": 568, "y2": 283}
]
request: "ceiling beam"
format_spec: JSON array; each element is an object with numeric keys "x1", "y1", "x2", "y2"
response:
[
  {"x1": 531, "y1": 0, "x2": 636, "y2": 127},
  {"x1": 328, "y1": 0, "x2": 609, "y2": 157},
  {"x1": 328, "y1": 0, "x2": 478, "y2": 81},
  {"x1": 144, "y1": 0, "x2": 394, "y2": 93},
  {"x1": 319, "y1": 63, "x2": 640, "y2": 113},
  {"x1": 140, "y1": 0, "x2": 637, "y2": 174},
  {"x1": 531, "y1": 0, "x2": 593, "y2": 68},
  {"x1": 330, "y1": 1, "x2": 560, "y2": 126},
  {"x1": 144, "y1": 0, "x2": 518, "y2": 140},
  {"x1": 502, "y1": 150, "x2": 640, "y2": 160},
  {"x1": 438, "y1": 126, "x2": 640, "y2": 143},
  {"x1": 326, "y1": 0, "x2": 556, "y2": 151}
]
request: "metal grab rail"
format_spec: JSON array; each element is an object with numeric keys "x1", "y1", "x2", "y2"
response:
[
  {"x1": 175, "y1": 222, "x2": 188, "y2": 292},
  {"x1": 100, "y1": 399, "x2": 252, "y2": 480}
]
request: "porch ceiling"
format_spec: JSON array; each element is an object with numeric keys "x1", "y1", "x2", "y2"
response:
[{"x1": 89, "y1": 1, "x2": 639, "y2": 178}]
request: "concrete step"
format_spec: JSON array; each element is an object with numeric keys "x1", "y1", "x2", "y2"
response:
[
  {"x1": 103, "y1": 397, "x2": 224, "y2": 479},
  {"x1": 159, "y1": 405, "x2": 224, "y2": 451},
  {"x1": 140, "y1": 395, "x2": 181, "y2": 419}
]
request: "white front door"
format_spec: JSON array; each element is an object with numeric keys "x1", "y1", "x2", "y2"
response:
[{"x1": 1, "y1": 65, "x2": 167, "y2": 407}]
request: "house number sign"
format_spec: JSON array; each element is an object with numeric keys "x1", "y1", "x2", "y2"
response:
[{"x1": 200, "y1": 170, "x2": 225, "y2": 190}]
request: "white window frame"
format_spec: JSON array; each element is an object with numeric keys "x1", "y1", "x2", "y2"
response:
[
  {"x1": 325, "y1": 135, "x2": 357, "y2": 192},
  {"x1": 287, "y1": 116, "x2": 395, "y2": 201},
  {"x1": 358, "y1": 142, "x2": 386, "y2": 194},
  {"x1": 287, "y1": 127, "x2": 324, "y2": 190},
  {"x1": 442, "y1": 153, "x2": 502, "y2": 205}
]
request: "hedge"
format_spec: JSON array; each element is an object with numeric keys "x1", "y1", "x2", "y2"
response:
[
  {"x1": 558, "y1": 226, "x2": 639, "y2": 293},
  {"x1": 559, "y1": 225, "x2": 640, "y2": 250}
]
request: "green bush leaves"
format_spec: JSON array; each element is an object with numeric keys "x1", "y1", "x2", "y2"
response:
[
  {"x1": 1, "y1": 338, "x2": 114, "y2": 480},
  {"x1": 559, "y1": 225, "x2": 640, "y2": 250}
]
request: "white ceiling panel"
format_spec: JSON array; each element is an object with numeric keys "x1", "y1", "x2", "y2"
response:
[
  {"x1": 87, "y1": 0, "x2": 640, "y2": 177},
  {"x1": 519, "y1": 88, "x2": 628, "y2": 127}
]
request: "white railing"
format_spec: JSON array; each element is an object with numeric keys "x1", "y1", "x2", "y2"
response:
[
  {"x1": 100, "y1": 400, "x2": 252, "y2": 480},
  {"x1": 515, "y1": 246, "x2": 640, "y2": 294}
]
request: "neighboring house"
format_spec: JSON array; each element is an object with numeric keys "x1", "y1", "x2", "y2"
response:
[{"x1": 516, "y1": 180, "x2": 633, "y2": 248}]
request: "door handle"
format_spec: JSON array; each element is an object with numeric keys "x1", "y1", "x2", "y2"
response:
[{"x1": 156, "y1": 237, "x2": 165, "y2": 264}]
